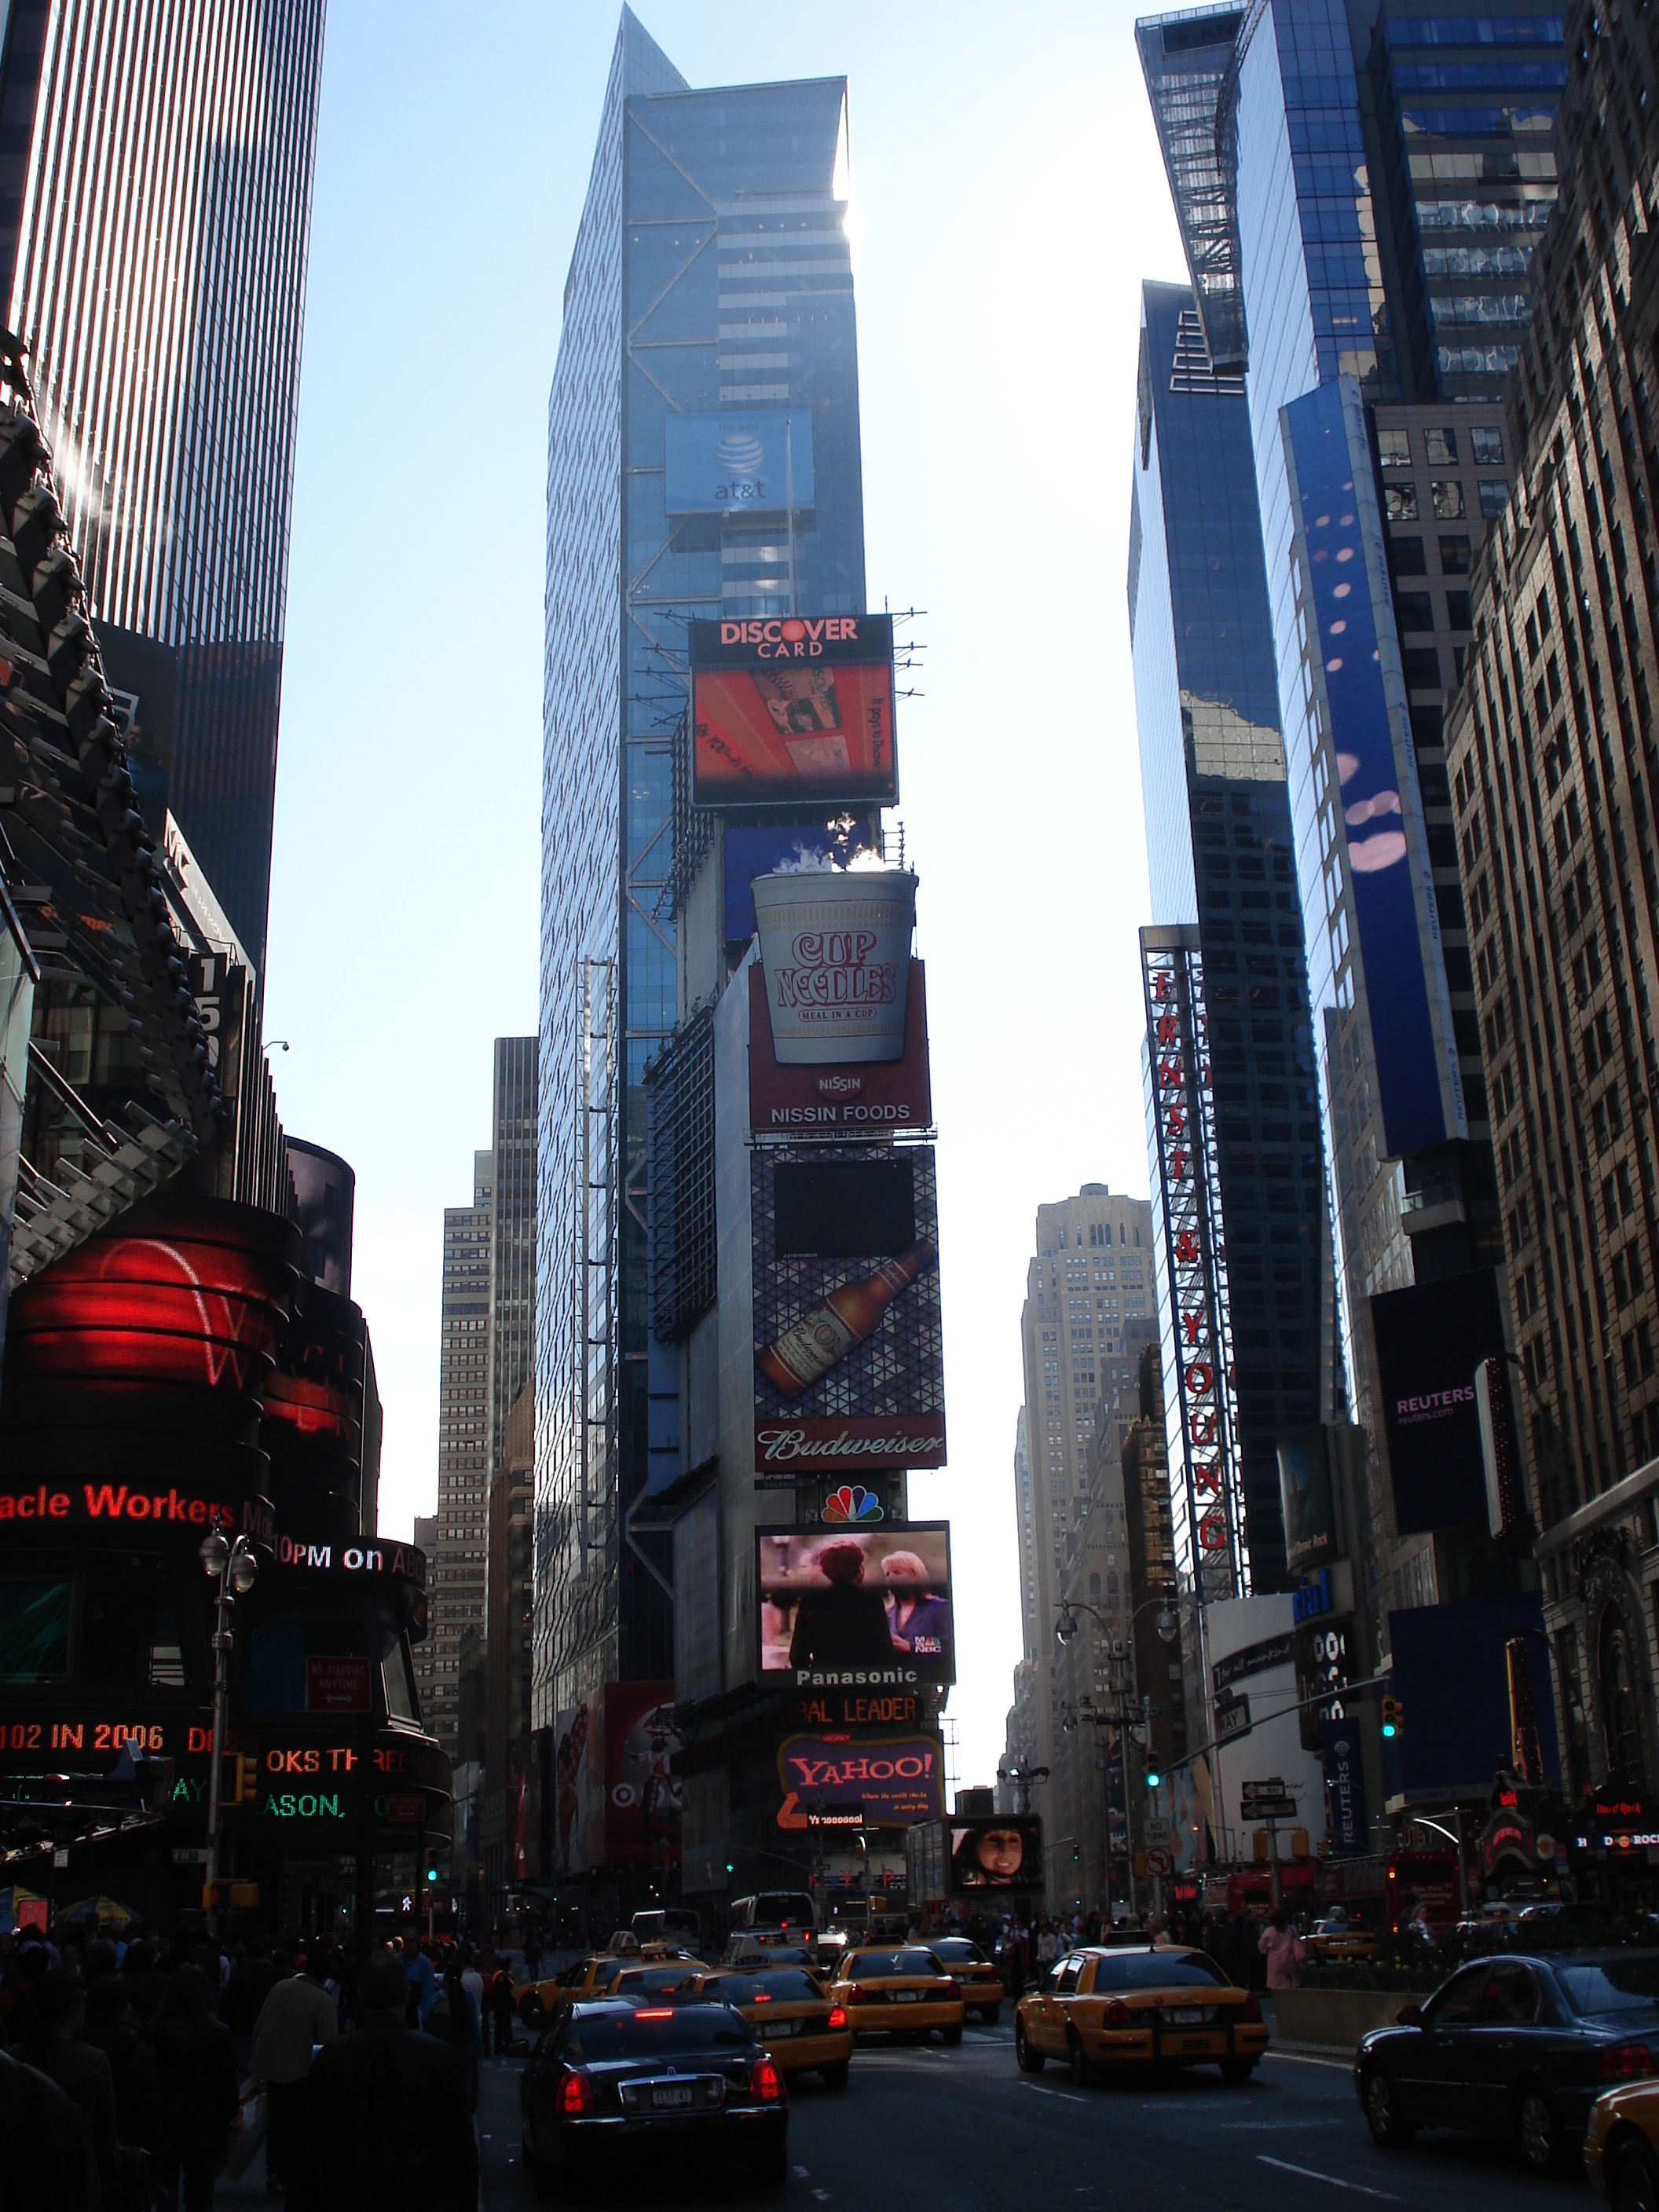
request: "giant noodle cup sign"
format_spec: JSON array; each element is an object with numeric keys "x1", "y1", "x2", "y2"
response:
[
  {"x1": 689, "y1": 614, "x2": 897, "y2": 808},
  {"x1": 752, "y1": 869, "x2": 916, "y2": 1065},
  {"x1": 3, "y1": 1200, "x2": 298, "y2": 1398},
  {"x1": 747, "y1": 960, "x2": 931, "y2": 1131},
  {"x1": 776, "y1": 1731, "x2": 943, "y2": 1829}
]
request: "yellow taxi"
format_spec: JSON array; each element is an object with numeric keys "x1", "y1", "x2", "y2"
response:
[
  {"x1": 1303, "y1": 1916, "x2": 1376, "y2": 1963},
  {"x1": 1014, "y1": 1945, "x2": 1269, "y2": 2086},
  {"x1": 597, "y1": 1958, "x2": 704, "y2": 2002},
  {"x1": 1585, "y1": 2077, "x2": 1659, "y2": 2206},
  {"x1": 514, "y1": 1952, "x2": 613, "y2": 2028},
  {"x1": 927, "y1": 1936, "x2": 1005, "y2": 2026},
  {"x1": 694, "y1": 1965, "x2": 855, "y2": 2088},
  {"x1": 827, "y1": 1944, "x2": 968, "y2": 2045}
]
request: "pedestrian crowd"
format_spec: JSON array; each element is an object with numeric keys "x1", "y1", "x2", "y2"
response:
[
  {"x1": 0, "y1": 1913, "x2": 520, "y2": 2212},
  {"x1": 982, "y1": 1901, "x2": 1321, "y2": 1993}
]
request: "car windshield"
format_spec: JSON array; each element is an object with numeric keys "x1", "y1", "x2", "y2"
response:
[
  {"x1": 609, "y1": 1968, "x2": 703, "y2": 1998},
  {"x1": 563, "y1": 2007, "x2": 754, "y2": 2060},
  {"x1": 1557, "y1": 1960, "x2": 1659, "y2": 2014},
  {"x1": 848, "y1": 1950, "x2": 941, "y2": 1978},
  {"x1": 1090, "y1": 1952, "x2": 1229, "y2": 1991},
  {"x1": 706, "y1": 1972, "x2": 823, "y2": 2005},
  {"x1": 928, "y1": 1940, "x2": 984, "y2": 1963},
  {"x1": 753, "y1": 1895, "x2": 815, "y2": 1926}
]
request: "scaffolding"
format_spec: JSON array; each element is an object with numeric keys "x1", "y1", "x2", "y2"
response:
[{"x1": 1135, "y1": 4, "x2": 1260, "y2": 376}]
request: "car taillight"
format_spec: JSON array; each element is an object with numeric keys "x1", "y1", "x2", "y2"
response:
[
  {"x1": 752, "y1": 1992, "x2": 772, "y2": 2003},
  {"x1": 556, "y1": 2068, "x2": 594, "y2": 2116},
  {"x1": 1240, "y1": 1995, "x2": 1263, "y2": 2023},
  {"x1": 845, "y1": 1983, "x2": 864, "y2": 2001},
  {"x1": 1101, "y1": 1999, "x2": 1132, "y2": 2028},
  {"x1": 750, "y1": 2058, "x2": 784, "y2": 2103},
  {"x1": 827, "y1": 2006, "x2": 848, "y2": 2029},
  {"x1": 1597, "y1": 2043, "x2": 1656, "y2": 2079},
  {"x1": 940, "y1": 1979, "x2": 961, "y2": 1997},
  {"x1": 635, "y1": 2007, "x2": 673, "y2": 2020}
]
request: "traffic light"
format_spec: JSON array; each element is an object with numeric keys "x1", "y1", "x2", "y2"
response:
[
  {"x1": 1144, "y1": 1764, "x2": 1163, "y2": 1789},
  {"x1": 233, "y1": 1756, "x2": 258, "y2": 1806},
  {"x1": 1381, "y1": 1696, "x2": 1402, "y2": 1739}
]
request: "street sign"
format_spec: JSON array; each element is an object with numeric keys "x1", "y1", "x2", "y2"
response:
[
  {"x1": 170, "y1": 1847, "x2": 209, "y2": 1865},
  {"x1": 1242, "y1": 1779, "x2": 1288, "y2": 1801},
  {"x1": 1214, "y1": 1694, "x2": 1251, "y2": 1743},
  {"x1": 1145, "y1": 1846, "x2": 1174, "y2": 1877},
  {"x1": 1244, "y1": 1798, "x2": 1298, "y2": 1820}
]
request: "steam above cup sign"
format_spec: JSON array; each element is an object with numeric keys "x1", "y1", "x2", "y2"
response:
[{"x1": 752, "y1": 867, "x2": 917, "y2": 1064}]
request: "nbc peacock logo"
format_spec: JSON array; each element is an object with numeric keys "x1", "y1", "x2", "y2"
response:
[{"x1": 821, "y1": 1485, "x2": 884, "y2": 1524}]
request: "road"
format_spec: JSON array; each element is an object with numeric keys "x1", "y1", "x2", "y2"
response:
[{"x1": 474, "y1": 2015, "x2": 1586, "y2": 2211}]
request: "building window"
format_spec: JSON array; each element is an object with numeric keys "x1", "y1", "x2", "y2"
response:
[
  {"x1": 1431, "y1": 481, "x2": 1467, "y2": 520},
  {"x1": 1386, "y1": 484, "x2": 1421, "y2": 522},
  {"x1": 1439, "y1": 534, "x2": 1473, "y2": 574},
  {"x1": 1391, "y1": 534, "x2": 1429, "y2": 574},
  {"x1": 1426, "y1": 427, "x2": 1460, "y2": 464},
  {"x1": 1471, "y1": 425, "x2": 1505, "y2": 463},
  {"x1": 1378, "y1": 427, "x2": 1413, "y2": 467},
  {"x1": 1480, "y1": 481, "x2": 1511, "y2": 518}
]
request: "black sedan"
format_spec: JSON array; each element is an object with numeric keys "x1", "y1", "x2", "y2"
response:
[
  {"x1": 1355, "y1": 1950, "x2": 1659, "y2": 2174},
  {"x1": 520, "y1": 1995, "x2": 788, "y2": 2195}
]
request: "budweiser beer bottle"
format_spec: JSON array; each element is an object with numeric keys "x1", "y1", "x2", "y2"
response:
[{"x1": 758, "y1": 1242, "x2": 937, "y2": 1398}]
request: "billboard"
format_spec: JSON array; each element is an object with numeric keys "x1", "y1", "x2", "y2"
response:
[
  {"x1": 752, "y1": 1145, "x2": 946, "y2": 1478},
  {"x1": 1386, "y1": 1591, "x2": 1558, "y2": 1798},
  {"x1": 748, "y1": 961, "x2": 932, "y2": 1133},
  {"x1": 1277, "y1": 1425, "x2": 1340, "y2": 1575},
  {"x1": 690, "y1": 615, "x2": 896, "y2": 808},
  {"x1": 776, "y1": 1730, "x2": 943, "y2": 1828},
  {"x1": 752, "y1": 868, "x2": 917, "y2": 1065},
  {"x1": 1282, "y1": 377, "x2": 1464, "y2": 1157},
  {"x1": 723, "y1": 820, "x2": 873, "y2": 943},
  {"x1": 758, "y1": 1525, "x2": 954, "y2": 1686},
  {"x1": 547, "y1": 1683, "x2": 681, "y2": 1873},
  {"x1": 665, "y1": 410, "x2": 815, "y2": 515},
  {"x1": 1369, "y1": 1268, "x2": 1508, "y2": 1534},
  {"x1": 947, "y1": 1816, "x2": 1042, "y2": 1893}
]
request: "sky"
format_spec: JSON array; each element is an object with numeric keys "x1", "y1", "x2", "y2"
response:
[{"x1": 262, "y1": 1, "x2": 1189, "y2": 1796}]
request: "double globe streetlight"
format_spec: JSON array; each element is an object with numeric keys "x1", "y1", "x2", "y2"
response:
[
  {"x1": 1055, "y1": 1596, "x2": 1184, "y2": 1915},
  {"x1": 199, "y1": 1529, "x2": 258, "y2": 1921}
]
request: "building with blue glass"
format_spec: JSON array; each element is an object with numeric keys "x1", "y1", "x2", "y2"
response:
[
  {"x1": 537, "y1": 11, "x2": 866, "y2": 1725},
  {"x1": 1137, "y1": 0, "x2": 1564, "y2": 1632},
  {"x1": 1129, "y1": 280, "x2": 1329, "y2": 1599}
]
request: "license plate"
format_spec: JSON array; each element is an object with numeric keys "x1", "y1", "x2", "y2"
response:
[
  {"x1": 652, "y1": 2084, "x2": 694, "y2": 2109},
  {"x1": 766, "y1": 2019, "x2": 797, "y2": 2037},
  {"x1": 1171, "y1": 2034, "x2": 1222, "y2": 2054},
  {"x1": 1167, "y1": 2007, "x2": 1203, "y2": 2025},
  {"x1": 893, "y1": 1990, "x2": 921, "y2": 2003}
]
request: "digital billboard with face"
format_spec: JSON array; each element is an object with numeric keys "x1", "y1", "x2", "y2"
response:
[
  {"x1": 690, "y1": 616, "x2": 895, "y2": 808},
  {"x1": 949, "y1": 1816, "x2": 1042, "y2": 1893},
  {"x1": 758, "y1": 1525, "x2": 954, "y2": 1686}
]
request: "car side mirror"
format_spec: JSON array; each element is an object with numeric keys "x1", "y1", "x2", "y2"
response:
[{"x1": 1396, "y1": 2003, "x2": 1425, "y2": 2027}]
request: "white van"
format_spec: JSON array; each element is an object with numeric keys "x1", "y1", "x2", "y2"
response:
[{"x1": 728, "y1": 1891, "x2": 817, "y2": 1942}]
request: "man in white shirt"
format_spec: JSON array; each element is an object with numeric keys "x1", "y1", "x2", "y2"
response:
[{"x1": 249, "y1": 1949, "x2": 337, "y2": 2204}]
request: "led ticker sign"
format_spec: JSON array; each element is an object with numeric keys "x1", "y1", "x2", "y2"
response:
[
  {"x1": 0, "y1": 1713, "x2": 214, "y2": 1767},
  {"x1": 1141, "y1": 930, "x2": 1245, "y2": 1599},
  {"x1": 272, "y1": 1534, "x2": 427, "y2": 1586},
  {"x1": 0, "y1": 1481, "x2": 273, "y2": 1542}
]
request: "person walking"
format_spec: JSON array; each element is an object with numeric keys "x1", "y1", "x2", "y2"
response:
[
  {"x1": 423, "y1": 1959, "x2": 480, "y2": 2114},
  {"x1": 19, "y1": 1967, "x2": 123, "y2": 2210},
  {"x1": 82, "y1": 1972, "x2": 163, "y2": 2172},
  {"x1": 248, "y1": 1949, "x2": 338, "y2": 2204},
  {"x1": 401, "y1": 1930, "x2": 438, "y2": 2024},
  {"x1": 149, "y1": 1962, "x2": 240, "y2": 2212},
  {"x1": 486, "y1": 1957, "x2": 515, "y2": 2058},
  {"x1": 0, "y1": 2042, "x2": 101, "y2": 2212},
  {"x1": 1257, "y1": 1910, "x2": 1306, "y2": 1991},
  {"x1": 305, "y1": 1950, "x2": 478, "y2": 2212}
]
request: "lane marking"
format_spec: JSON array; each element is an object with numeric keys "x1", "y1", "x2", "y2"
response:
[
  {"x1": 1263, "y1": 2050, "x2": 1353, "y2": 2071},
  {"x1": 793, "y1": 2166, "x2": 810, "y2": 2177},
  {"x1": 1258, "y1": 2155, "x2": 1402, "y2": 2201},
  {"x1": 1220, "y1": 2119, "x2": 1346, "y2": 2132},
  {"x1": 1020, "y1": 2081, "x2": 1086, "y2": 2104}
]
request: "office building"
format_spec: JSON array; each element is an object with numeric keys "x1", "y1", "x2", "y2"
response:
[
  {"x1": 537, "y1": 9, "x2": 867, "y2": 1723},
  {"x1": 483, "y1": 1382, "x2": 536, "y2": 1920},
  {"x1": 1448, "y1": 0, "x2": 1659, "y2": 1799},
  {"x1": 1012, "y1": 1185, "x2": 1153, "y2": 1899},
  {"x1": 1137, "y1": 0, "x2": 1562, "y2": 1632},
  {"x1": 487, "y1": 1039, "x2": 537, "y2": 1488},
  {"x1": 426, "y1": 1155, "x2": 493, "y2": 1757},
  {"x1": 0, "y1": 0, "x2": 327, "y2": 966},
  {"x1": 1129, "y1": 278, "x2": 1331, "y2": 1597}
]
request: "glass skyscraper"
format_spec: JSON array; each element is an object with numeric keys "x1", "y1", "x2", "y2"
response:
[
  {"x1": 1129, "y1": 280, "x2": 1328, "y2": 1595},
  {"x1": 0, "y1": 0, "x2": 327, "y2": 967},
  {"x1": 537, "y1": 9, "x2": 866, "y2": 1721},
  {"x1": 1138, "y1": 0, "x2": 1563, "y2": 1622}
]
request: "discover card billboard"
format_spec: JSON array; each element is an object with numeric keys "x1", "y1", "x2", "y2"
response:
[
  {"x1": 690, "y1": 616, "x2": 896, "y2": 808},
  {"x1": 759, "y1": 1524, "x2": 954, "y2": 1686}
]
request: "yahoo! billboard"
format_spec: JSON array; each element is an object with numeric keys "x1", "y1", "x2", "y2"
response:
[{"x1": 776, "y1": 1730, "x2": 944, "y2": 1828}]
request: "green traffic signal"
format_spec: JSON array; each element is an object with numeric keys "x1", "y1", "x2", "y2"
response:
[
  {"x1": 1381, "y1": 1694, "x2": 1402, "y2": 1739},
  {"x1": 1145, "y1": 1767, "x2": 1162, "y2": 1789}
]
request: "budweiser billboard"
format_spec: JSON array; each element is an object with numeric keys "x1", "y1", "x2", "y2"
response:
[
  {"x1": 752, "y1": 1145, "x2": 946, "y2": 1479},
  {"x1": 748, "y1": 961, "x2": 932, "y2": 1133}
]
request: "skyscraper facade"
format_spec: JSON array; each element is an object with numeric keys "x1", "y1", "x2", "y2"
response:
[
  {"x1": 487, "y1": 1038, "x2": 537, "y2": 1484},
  {"x1": 537, "y1": 9, "x2": 866, "y2": 1722},
  {"x1": 0, "y1": 0, "x2": 327, "y2": 965},
  {"x1": 1137, "y1": 0, "x2": 1562, "y2": 1628},
  {"x1": 1012, "y1": 1185, "x2": 1153, "y2": 1899},
  {"x1": 424, "y1": 1155, "x2": 493, "y2": 1758},
  {"x1": 1129, "y1": 277, "x2": 1330, "y2": 1596}
]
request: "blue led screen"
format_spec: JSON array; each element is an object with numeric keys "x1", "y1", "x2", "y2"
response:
[
  {"x1": 664, "y1": 410, "x2": 815, "y2": 515},
  {"x1": 1286, "y1": 381, "x2": 1448, "y2": 1157}
]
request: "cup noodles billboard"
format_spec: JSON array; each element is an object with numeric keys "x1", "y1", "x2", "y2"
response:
[
  {"x1": 752, "y1": 1145, "x2": 946, "y2": 1478},
  {"x1": 751, "y1": 868, "x2": 917, "y2": 1064},
  {"x1": 747, "y1": 961, "x2": 932, "y2": 1133},
  {"x1": 758, "y1": 1524, "x2": 954, "y2": 1686},
  {"x1": 690, "y1": 615, "x2": 896, "y2": 807}
]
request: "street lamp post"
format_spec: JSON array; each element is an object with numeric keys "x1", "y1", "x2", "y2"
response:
[
  {"x1": 200, "y1": 1529, "x2": 258, "y2": 1931},
  {"x1": 1057, "y1": 1596, "x2": 1180, "y2": 1913}
]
